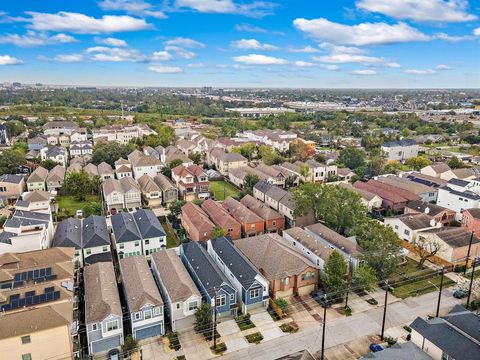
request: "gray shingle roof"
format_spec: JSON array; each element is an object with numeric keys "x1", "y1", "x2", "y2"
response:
[
  {"x1": 111, "y1": 212, "x2": 141, "y2": 244},
  {"x1": 132, "y1": 209, "x2": 165, "y2": 239},
  {"x1": 0, "y1": 174, "x2": 24, "y2": 184},
  {"x1": 253, "y1": 179, "x2": 273, "y2": 194},
  {"x1": 52, "y1": 215, "x2": 109, "y2": 250},
  {"x1": 382, "y1": 139, "x2": 417, "y2": 147},
  {"x1": 210, "y1": 237, "x2": 259, "y2": 289}
]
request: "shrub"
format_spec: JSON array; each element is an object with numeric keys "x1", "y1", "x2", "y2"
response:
[
  {"x1": 403, "y1": 325, "x2": 412, "y2": 333},
  {"x1": 280, "y1": 323, "x2": 298, "y2": 333},
  {"x1": 467, "y1": 299, "x2": 480, "y2": 311},
  {"x1": 366, "y1": 298, "x2": 378, "y2": 305},
  {"x1": 245, "y1": 332, "x2": 264, "y2": 344},
  {"x1": 344, "y1": 306, "x2": 352, "y2": 316},
  {"x1": 210, "y1": 342, "x2": 227, "y2": 354},
  {"x1": 122, "y1": 335, "x2": 138, "y2": 353},
  {"x1": 177, "y1": 356, "x2": 186, "y2": 360},
  {"x1": 235, "y1": 313, "x2": 255, "y2": 331},
  {"x1": 167, "y1": 332, "x2": 181, "y2": 351},
  {"x1": 383, "y1": 336, "x2": 397, "y2": 347}
]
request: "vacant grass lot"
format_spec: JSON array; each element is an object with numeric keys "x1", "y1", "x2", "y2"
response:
[
  {"x1": 210, "y1": 180, "x2": 241, "y2": 201},
  {"x1": 160, "y1": 218, "x2": 180, "y2": 248},
  {"x1": 57, "y1": 195, "x2": 101, "y2": 218},
  {"x1": 390, "y1": 259, "x2": 455, "y2": 299}
]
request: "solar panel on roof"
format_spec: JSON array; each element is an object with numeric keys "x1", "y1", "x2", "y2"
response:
[
  {"x1": 46, "y1": 292, "x2": 54, "y2": 301},
  {"x1": 39, "y1": 268, "x2": 45, "y2": 277},
  {"x1": 32, "y1": 296, "x2": 39, "y2": 305},
  {"x1": 45, "y1": 267, "x2": 52, "y2": 276},
  {"x1": 53, "y1": 291, "x2": 60, "y2": 300},
  {"x1": 39, "y1": 294, "x2": 46, "y2": 303},
  {"x1": 10, "y1": 300, "x2": 18, "y2": 309},
  {"x1": 18, "y1": 298, "x2": 25, "y2": 307},
  {"x1": 14, "y1": 273, "x2": 21, "y2": 281},
  {"x1": 1, "y1": 283, "x2": 11, "y2": 289},
  {"x1": 45, "y1": 286, "x2": 54, "y2": 293},
  {"x1": 25, "y1": 290, "x2": 35, "y2": 297},
  {"x1": 13, "y1": 281, "x2": 24, "y2": 288},
  {"x1": 9, "y1": 294, "x2": 20, "y2": 301},
  {"x1": 25, "y1": 297, "x2": 32, "y2": 306}
]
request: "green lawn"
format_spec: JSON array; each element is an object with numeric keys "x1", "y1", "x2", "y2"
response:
[
  {"x1": 57, "y1": 195, "x2": 101, "y2": 218},
  {"x1": 210, "y1": 180, "x2": 242, "y2": 201},
  {"x1": 160, "y1": 218, "x2": 180, "y2": 248},
  {"x1": 390, "y1": 259, "x2": 455, "y2": 299}
]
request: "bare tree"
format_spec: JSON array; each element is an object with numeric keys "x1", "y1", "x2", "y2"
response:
[{"x1": 412, "y1": 237, "x2": 441, "y2": 269}]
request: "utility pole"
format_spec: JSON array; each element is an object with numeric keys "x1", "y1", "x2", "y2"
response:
[
  {"x1": 464, "y1": 231, "x2": 475, "y2": 275},
  {"x1": 467, "y1": 258, "x2": 478, "y2": 308},
  {"x1": 320, "y1": 296, "x2": 327, "y2": 360},
  {"x1": 344, "y1": 259, "x2": 352, "y2": 309},
  {"x1": 212, "y1": 288, "x2": 217, "y2": 349},
  {"x1": 380, "y1": 280, "x2": 389, "y2": 341},
  {"x1": 436, "y1": 267, "x2": 445, "y2": 317}
]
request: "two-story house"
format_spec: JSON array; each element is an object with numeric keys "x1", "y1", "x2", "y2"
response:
[
  {"x1": 27, "y1": 166, "x2": 49, "y2": 191},
  {"x1": 208, "y1": 237, "x2": 269, "y2": 313},
  {"x1": 240, "y1": 194, "x2": 284, "y2": 233},
  {"x1": 85, "y1": 262, "x2": 124, "y2": 355},
  {"x1": 0, "y1": 174, "x2": 25, "y2": 204},
  {"x1": 172, "y1": 164, "x2": 210, "y2": 201},
  {"x1": 119, "y1": 256, "x2": 165, "y2": 340},
  {"x1": 200, "y1": 199, "x2": 242, "y2": 240},
  {"x1": 208, "y1": 148, "x2": 247, "y2": 176},
  {"x1": 222, "y1": 197, "x2": 265, "y2": 237},
  {"x1": 151, "y1": 249, "x2": 202, "y2": 331},
  {"x1": 137, "y1": 174, "x2": 162, "y2": 208},
  {"x1": 181, "y1": 202, "x2": 216, "y2": 242},
  {"x1": 153, "y1": 174, "x2": 179, "y2": 205},
  {"x1": 98, "y1": 162, "x2": 115, "y2": 182},
  {"x1": 180, "y1": 241, "x2": 238, "y2": 317},
  {"x1": 381, "y1": 139, "x2": 419, "y2": 162},
  {"x1": 46, "y1": 165, "x2": 66, "y2": 192},
  {"x1": 111, "y1": 209, "x2": 166, "y2": 259}
]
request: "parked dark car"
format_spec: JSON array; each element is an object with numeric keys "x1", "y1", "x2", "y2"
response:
[
  {"x1": 369, "y1": 343, "x2": 383, "y2": 353},
  {"x1": 310, "y1": 290, "x2": 331, "y2": 307},
  {"x1": 453, "y1": 289, "x2": 467, "y2": 299}
]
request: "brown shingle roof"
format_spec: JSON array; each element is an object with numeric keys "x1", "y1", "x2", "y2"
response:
[
  {"x1": 305, "y1": 223, "x2": 363, "y2": 257},
  {"x1": 98, "y1": 162, "x2": 114, "y2": 175},
  {"x1": 27, "y1": 166, "x2": 48, "y2": 183},
  {"x1": 240, "y1": 194, "x2": 283, "y2": 221},
  {"x1": 201, "y1": 199, "x2": 240, "y2": 229},
  {"x1": 234, "y1": 234, "x2": 315, "y2": 279},
  {"x1": 152, "y1": 249, "x2": 201, "y2": 302},
  {"x1": 119, "y1": 256, "x2": 163, "y2": 312},
  {"x1": 84, "y1": 262, "x2": 122, "y2": 324},
  {"x1": 284, "y1": 227, "x2": 333, "y2": 261},
  {"x1": 421, "y1": 227, "x2": 480, "y2": 248},
  {"x1": 464, "y1": 208, "x2": 480, "y2": 220},
  {"x1": 392, "y1": 213, "x2": 436, "y2": 230},
  {"x1": 137, "y1": 174, "x2": 161, "y2": 193},
  {"x1": 222, "y1": 197, "x2": 264, "y2": 224},
  {"x1": 182, "y1": 202, "x2": 216, "y2": 234},
  {"x1": 46, "y1": 165, "x2": 66, "y2": 183}
]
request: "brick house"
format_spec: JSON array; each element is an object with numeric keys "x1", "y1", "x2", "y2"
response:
[
  {"x1": 200, "y1": 199, "x2": 242, "y2": 240},
  {"x1": 222, "y1": 197, "x2": 265, "y2": 237},
  {"x1": 181, "y1": 202, "x2": 215, "y2": 241},
  {"x1": 240, "y1": 194, "x2": 284, "y2": 233}
]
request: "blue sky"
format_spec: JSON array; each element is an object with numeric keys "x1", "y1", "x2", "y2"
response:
[{"x1": 0, "y1": 0, "x2": 479, "y2": 87}]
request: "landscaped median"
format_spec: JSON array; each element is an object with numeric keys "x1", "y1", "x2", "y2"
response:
[
  {"x1": 245, "y1": 332, "x2": 264, "y2": 344},
  {"x1": 235, "y1": 313, "x2": 256, "y2": 331}
]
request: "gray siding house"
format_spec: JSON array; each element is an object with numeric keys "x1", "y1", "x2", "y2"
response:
[
  {"x1": 119, "y1": 256, "x2": 165, "y2": 340},
  {"x1": 85, "y1": 262, "x2": 124, "y2": 355},
  {"x1": 151, "y1": 249, "x2": 202, "y2": 331}
]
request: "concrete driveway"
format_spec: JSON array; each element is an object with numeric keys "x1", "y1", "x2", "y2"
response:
[
  {"x1": 216, "y1": 318, "x2": 250, "y2": 353},
  {"x1": 250, "y1": 310, "x2": 284, "y2": 341},
  {"x1": 177, "y1": 329, "x2": 213, "y2": 360}
]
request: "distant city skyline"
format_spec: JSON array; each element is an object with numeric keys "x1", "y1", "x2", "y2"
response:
[{"x1": 0, "y1": 0, "x2": 479, "y2": 88}]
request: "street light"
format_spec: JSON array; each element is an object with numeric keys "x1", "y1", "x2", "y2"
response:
[{"x1": 380, "y1": 280, "x2": 389, "y2": 341}]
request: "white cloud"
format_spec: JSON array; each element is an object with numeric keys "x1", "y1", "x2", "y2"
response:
[
  {"x1": 321, "y1": 64, "x2": 340, "y2": 71},
  {"x1": 474, "y1": 27, "x2": 480, "y2": 36},
  {"x1": 436, "y1": 64, "x2": 452, "y2": 70},
  {"x1": 233, "y1": 54, "x2": 288, "y2": 65},
  {"x1": 164, "y1": 46, "x2": 196, "y2": 59},
  {"x1": 0, "y1": 55, "x2": 23, "y2": 65},
  {"x1": 164, "y1": 37, "x2": 205, "y2": 48},
  {"x1": 404, "y1": 69, "x2": 437, "y2": 74},
  {"x1": 235, "y1": 23, "x2": 267, "y2": 33},
  {"x1": 98, "y1": 0, "x2": 167, "y2": 19},
  {"x1": 25, "y1": 11, "x2": 150, "y2": 34},
  {"x1": 313, "y1": 53, "x2": 398, "y2": 67},
  {"x1": 148, "y1": 64, "x2": 183, "y2": 73},
  {"x1": 288, "y1": 46, "x2": 319, "y2": 53},
  {"x1": 351, "y1": 69, "x2": 377, "y2": 75},
  {"x1": 294, "y1": 61, "x2": 314, "y2": 67},
  {"x1": 87, "y1": 46, "x2": 146, "y2": 62},
  {"x1": 152, "y1": 50, "x2": 173, "y2": 61},
  {"x1": 318, "y1": 42, "x2": 365, "y2": 55},
  {"x1": 433, "y1": 32, "x2": 474, "y2": 41},
  {"x1": 0, "y1": 31, "x2": 76, "y2": 47},
  {"x1": 96, "y1": 37, "x2": 128, "y2": 47},
  {"x1": 187, "y1": 63, "x2": 207, "y2": 68},
  {"x1": 356, "y1": 0, "x2": 477, "y2": 23},
  {"x1": 175, "y1": 0, "x2": 276, "y2": 17},
  {"x1": 293, "y1": 18, "x2": 430, "y2": 46},
  {"x1": 231, "y1": 39, "x2": 278, "y2": 50},
  {"x1": 54, "y1": 53, "x2": 84, "y2": 63}
]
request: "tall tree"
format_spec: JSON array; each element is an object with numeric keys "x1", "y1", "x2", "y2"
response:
[
  {"x1": 322, "y1": 251, "x2": 348, "y2": 301},
  {"x1": 412, "y1": 237, "x2": 442, "y2": 269},
  {"x1": 62, "y1": 169, "x2": 97, "y2": 201},
  {"x1": 169, "y1": 200, "x2": 186, "y2": 216},
  {"x1": 405, "y1": 156, "x2": 432, "y2": 171},
  {"x1": 339, "y1": 147, "x2": 366, "y2": 170},
  {"x1": 244, "y1": 174, "x2": 260, "y2": 195},
  {"x1": 91, "y1": 142, "x2": 135, "y2": 167},
  {"x1": 194, "y1": 302, "x2": 213, "y2": 339},
  {"x1": 0, "y1": 149, "x2": 26, "y2": 175},
  {"x1": 352, "y1": 265, "x2": 378, "y2": 292}
]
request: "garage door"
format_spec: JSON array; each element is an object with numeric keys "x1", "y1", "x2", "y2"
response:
[
  {"x1": 135, "y1": 324, "x2": 163, "y2": 340},
  {"x1": 91, "y1": 335, "x2": 121, "y2": 354}
]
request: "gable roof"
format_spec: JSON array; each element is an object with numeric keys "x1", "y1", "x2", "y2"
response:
[
  {"x1": 137, "y1": 174, "x2": 161, "y2": 193},
  {"x1": 153, "y1": 173, "x2": 177, "y2": 191},
  {"x1": 0, "y1": 174, "x2": 24, "y2": 184},
  {"x1": 84, "y1": 262, "x2": 122, "y2": 324},
  {"x1": 253, "y1": 179, "x2": 273, "y2": 194},
  {"x1": 111, "y1": 212, "x2": 141, "y2": 243},
  {"x1": 305, "y1": 223, "x2": 363, "y2": 257},
  {"x1": 464, "y1": 208, "x2": 480, "y2": 220},
  {"x1": 102, "y1": 178, "x2": 123, "y2": 196},
  {"x1": 97, "y1": 162, "x2": 114, "y2": 175},
  {"x1": 420, "y1": 227, "x2": 480, "y2": 248},
  {"x1": 46, "y1": 165, "x2": 66, "y2": 183},
  {"x1": 151, "y1": 249, "x2": 201, "y2": 303},
  {"x1": 182, "y1": 241, "x2": 233, "y2": 298},
  {"x1": 200, "y1": 199, "x2": 240, "y2": 230},
  {"x1": 390, "y1": 213, "x2": 435, "y2": 230},
  {"x1": 119, "y1": 176, "x2": 140, "y2": 193},
  {"x1": 405, "y1": 200, "x2": 451, "y2": 217},
  {"x1": 382, "y1": 139, "x2": 417, "y2": 147},
  {"x1": 119, "y1": 256, "x2": 163, "y2": 312},
  {"x1": 234, "y1": 234, "x2": 316, "y2": 279},
  {"x1": 283, "y1": 227, "x2": 333, "y2": 261},
  {"x1": 210, "y1": 237, "x2": 260, "y2": 289},
  {"x1": 132, "y1": 209, "x2": 165, "y2": 239},
  {"x1": 222, "y1": 197, "x2": 264, "y2": 225},
  {"x1": 27, "y1": 166, "x2": 48, "y2": 183},
  {"x1": 240, "y1": 194, "x2": 283, "y2": 222},
  {"x1": 52, "y1": 215, "x2": 110, "y2": 250},
  {"x1": 182, "y1": 202, "x2": 216, "y2": 235}
]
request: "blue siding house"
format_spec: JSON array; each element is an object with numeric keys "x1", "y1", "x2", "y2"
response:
[
  {"x1": 180, "y1": 241, "x2": 237, "y2": 317},
  {"x1": 207, "y1": 237, "x2": 269, "y2": 314}
]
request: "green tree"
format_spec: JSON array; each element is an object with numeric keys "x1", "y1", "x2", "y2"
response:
[
  {"x1": 352, "y1": 265, "x2": 378, "y2": 292},
  {"x1": 339, "y1": 147, "x2": 366, "y2": 170},
  {"x1": 122, "y1": 335, "x2": 138, "y2": 353},
  {"x1": 91, "y1": 142, "x2": 135, "y2": 167},
  {"x1": 212, "y1": 226, "x2": 226, "y2": 239},
  {"x1": 447, "y1": 156, "x2": 466, "y2": 169},
  {"x1": 11, "y1": 139, "x2": 28, "y2": 154},
  {"x1": 169, "y1": 200, "x2": 186, "y2": 216},
  {"x1": 0, "y1": 149, "x2": 26, "y2": 175},
  {"x1": 299, "y1": 164, "x2": 310, "y2": 181},
  {"x1": 143, "y1": 126, "x2": 175, "y2": 147},
  {"x1": 244, "y1": 174, "x2": 260, "y2": 195},
  {"x1": 83, "y1": 202, "x2": 102, "y2": 217},
  {"x1": 160, "y1": 166, "x2": 172, "y2": 179},
  {"x1": 322, "y1": 251, "x2": 348, "y2": 301},
  {"x1": 405, "y1": 156, "x2": 432, "y2": 171},
  {"x1": 40, "y1": 159, "x2": 59, "y2": 171},
  {"x1": 190, "y1": 152, "x2": 202, "y2": 165},
  {"x1": 290, "y1": 141, "x2": 309, "y2": 161},
  {"x1": 232, "y1": 143, "x2": 256, "y2": 161},
  {"x1": 194, "y1": 302, "x2": 213, "y2": 338},
  {"x1": 169, "y1": 158, "x2": 183, "y2": 169},
  {"x1": 5, "y1": 120, "x2": 25, "y2": 137},
  {"x1": 258, "y1": 145, "x2": 284, "y2": 165},
  {"x1": 62, "y1": 169, "x2": 97, "y2": 201}
]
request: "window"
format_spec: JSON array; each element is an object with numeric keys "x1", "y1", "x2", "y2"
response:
[
  {"x1": 102, "y1": 246, "x2": 108, "y2": 252},
  {"x1": 85, "y1": 249, "x2": 91, "y2": 255},
  {"x1": 145, "y1": 239, "x2": 150, "y2": 245},
  {"x1": 106, "y1": 320, "x2": 118, "y2": 332},
  {"x1": 230, "y1": 293, "x2": 234, "y2": 302},
  {"x1": 135, "y1": 241, "x2": 140, "y2": 247},
  {"x1": 188, "y1": 301, "x2": 198, "y2": 311},
  {"x1": 92, "y1": 324, "x2": 97, "y2": 331},
  {"x1": 302, "y1": 272, "x2": 315, "y2": 281},
  {"x1": 22, "y1": 354, "x2": 31, "y2": 360},
  {"x1": 134, "y1": 313, "x2": 141, "y2": 321},
  {"x1": 280, "y1": 277, "x2": 290, "y2": 286},
  {"x1": 404, "y1": 229, "x2": 410, "y2": 236},
  {"x1": 21, "y1": 336, "x2": 31, "y2": 344},
  {"x1": 144, "y1": 309, "x2": 152, "y2": 320},
  {"x1": 215, "y1": 295, "x2": 226, "y2": 307},
  {"x1": 153, "y1": 307, "x2": 161, "y2": 316},
  {"x1": 119, "y1": 244, "x2": 124, "y2": 249},
  {"x1": 394, "y1": 225, "x2": 399, "y2": 230},
  {"x1": 250, "y1": 288, "x2": 259, "y2": 298}
]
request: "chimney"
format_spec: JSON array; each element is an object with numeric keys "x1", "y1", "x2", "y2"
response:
[{"x1": 425, "y1": 207, "x2": 430, "y2": 214}]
